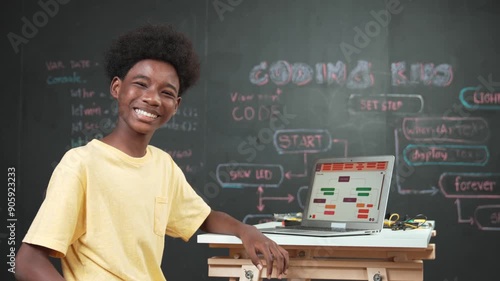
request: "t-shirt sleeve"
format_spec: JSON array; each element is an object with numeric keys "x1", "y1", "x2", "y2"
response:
[
  {"x1": 165, "y1": 164, "x2": 211, "y2": 241},
  {"x1": 23, "y1": 151, "x2": 86, "y2": 258}
]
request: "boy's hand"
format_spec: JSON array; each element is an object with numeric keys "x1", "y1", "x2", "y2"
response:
[
  {"x1": 239, "y1": 225, "x2": 289, "y2": 279},
  {"x1": 200, "y1": 211, "x2": 289, "y2": 278}
]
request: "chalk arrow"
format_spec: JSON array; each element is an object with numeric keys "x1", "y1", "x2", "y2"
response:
[
  {"x1": 257, "y1": 204, "x2": 265, "y2": 212},
  {"x1": 261, "y1": 194, "x2": 294, "y2": 203},
  {"x1": 285, "y1": 171, "x2": 307, "y2": 179},
  {"x1": 257, "y1": 186, "x2": 294, "y2": 212},
  {"x1": 258, "y1": 194, "x2": 294, "y2": 209},
  {"x1": 285, "y1": 153, "x2": 308, "y2": 179},
  {"x1": 332, "y1": 139, "x2": 349, "y2": 157},
  {"x1": 257, "y1": 186, "x2": 264, "y2": 194},
  {"x1": 455, "y1": 199, "x2": 474, "y2": 225},
  {"x1": 417, "y1": 186, "x2": 440, "y2": 196},
  {"x1": 257, "y1": 186, "x2": 265, "y2": 211}
]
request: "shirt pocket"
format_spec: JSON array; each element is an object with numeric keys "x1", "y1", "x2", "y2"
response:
[{"x1": 154, "y1": 196, "x2": 169, "y2": 236}]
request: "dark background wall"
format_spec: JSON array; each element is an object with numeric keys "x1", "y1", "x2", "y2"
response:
[{"x1": 2, "y1": 0, "x2": 500, "y2": 280}]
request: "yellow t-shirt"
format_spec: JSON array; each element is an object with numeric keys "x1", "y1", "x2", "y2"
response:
[{"x1": 23, "y1": 139, "x2": 211, "y2": 281}]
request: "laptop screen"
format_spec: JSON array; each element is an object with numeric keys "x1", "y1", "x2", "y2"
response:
[{"x1": 305, "y1": 161, "x2": 389, "y2": 224}]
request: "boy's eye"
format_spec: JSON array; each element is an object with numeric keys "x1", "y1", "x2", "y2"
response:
[{"x1": 162, "y1": 92, "x2": 176, "y2": 98}]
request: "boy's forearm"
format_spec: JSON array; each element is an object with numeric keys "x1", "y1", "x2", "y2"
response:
[
  {"x1": 200, "y1": 210, "x2": 251, "y2": 237},
  {"x1": 15, "y1": 243, "x2": 66, "y2": 281}
]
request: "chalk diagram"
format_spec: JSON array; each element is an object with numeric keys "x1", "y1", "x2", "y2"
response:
[
  {"x1": 395, "y1": 104, "x2": 499, "y2": 231},
  {"x1": 216, "y1": 127, "x2": 350, "y2": 224},
  {"x1": 223, "y1": 60, "x2": 499, "y2": 230},
  {"x1": 216, "y1": 128, "x2": 349, "y2": 198}
]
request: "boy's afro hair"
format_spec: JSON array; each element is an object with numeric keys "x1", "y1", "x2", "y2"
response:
[{"x1": 104, "y1": 24, "x2": 200, "y2": 96}]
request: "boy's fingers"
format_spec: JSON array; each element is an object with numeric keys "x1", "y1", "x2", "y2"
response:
[{"x1": 246, "y1": 248, "x2": 263, "y2": 271}]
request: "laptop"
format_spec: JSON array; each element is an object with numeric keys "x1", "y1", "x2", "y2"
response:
[{"x1": 260, "y1": 155, "x2": 395, "y2": 237}]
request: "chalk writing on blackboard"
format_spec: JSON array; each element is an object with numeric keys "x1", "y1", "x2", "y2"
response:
[
  {"x1": 460, "y1": 86, "x2": 500, "y2": 110},
  {"x1": 230, "y1": 89, "x2": 282, "y2": 122},
  {"x1": 391, "y1": 62, "x2": 453, "y2": 87},
  {"x1": 403, "y1": 144, "x2": 489, "y2": 166},
  {"x1": 250, "y1": 60, "x2": 454, "y2": 88},
  {"x1": 216, "y1": 163, "x2": 284, "y2": 188},
  {"x1": 249, "y1": 60, "x2": 373, "y2": 88},
  {"x1": 439, "y1": 173, "x2": 499, "y2": 198},
  {"x1": 161, "y1": 105, "x2": 199, "y2": 132},
  {"x1": 348, "y1": 94, "x2": 424, "y2": 114},
  {"x1": 44, "y1": 59, "x2": 116, "y2": 148},
  {"x1": 474, "y1": 205, "x2": 500, "y2": 230},
  {"x1": 394, "y1": 111, "x2": 493, "y2": 196},
  {"x1": 45, "y1": 60, "x2": 93, "y2": 70},
  {"x1": 402, "y1": 117, "x2": 489, "y2": 143},
  {"x1": 274, "y1": 129, "x2": 332, "y2": 154},
  {"x1": 47, "y1": 72, "x2": 86, "y2": 85},
  {"x1": 162, "y1": 148, "x2": 203, "y2": 175}
]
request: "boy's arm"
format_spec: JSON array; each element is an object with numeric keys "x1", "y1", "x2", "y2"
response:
[
  {"x1": 15, "y1": 242, "x2": 66, "y2": 281},
  {"x1": 200, "y1": 210, "x2": 289, "y2": 279}
]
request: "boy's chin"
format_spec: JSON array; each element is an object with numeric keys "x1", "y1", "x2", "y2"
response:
[{"x1": 131, "y1": 125, "x2": 158, "y2": 136}]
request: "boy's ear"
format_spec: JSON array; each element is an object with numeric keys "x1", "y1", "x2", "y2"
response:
[
  {"x1": 110, "y1": 77, "x2": 121, "y2": 99},
  {"x1": 175, "y1": 97, "x2": 182, "y2": 112}
]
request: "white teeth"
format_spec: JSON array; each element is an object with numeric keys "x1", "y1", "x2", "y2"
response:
[{"x1": 135, "y1": 109, "x2": 158, "y2": 119}]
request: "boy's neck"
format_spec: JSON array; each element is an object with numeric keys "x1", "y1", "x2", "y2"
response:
[{"x1": 101, "y1": 131, "x2": 151, "y2": 158}]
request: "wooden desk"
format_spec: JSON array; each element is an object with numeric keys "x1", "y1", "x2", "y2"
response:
[{"x1": 197, "y1": 221, "x2": 435, "y2": 281}]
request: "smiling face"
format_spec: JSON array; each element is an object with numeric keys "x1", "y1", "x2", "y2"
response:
[{"x1": 111, "y1": 59, "x2": 181, "y2": 138}]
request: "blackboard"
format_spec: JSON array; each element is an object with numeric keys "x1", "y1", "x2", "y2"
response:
[{"x1": 2, "y1": 0, "x2": 500, "y2": 280}]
